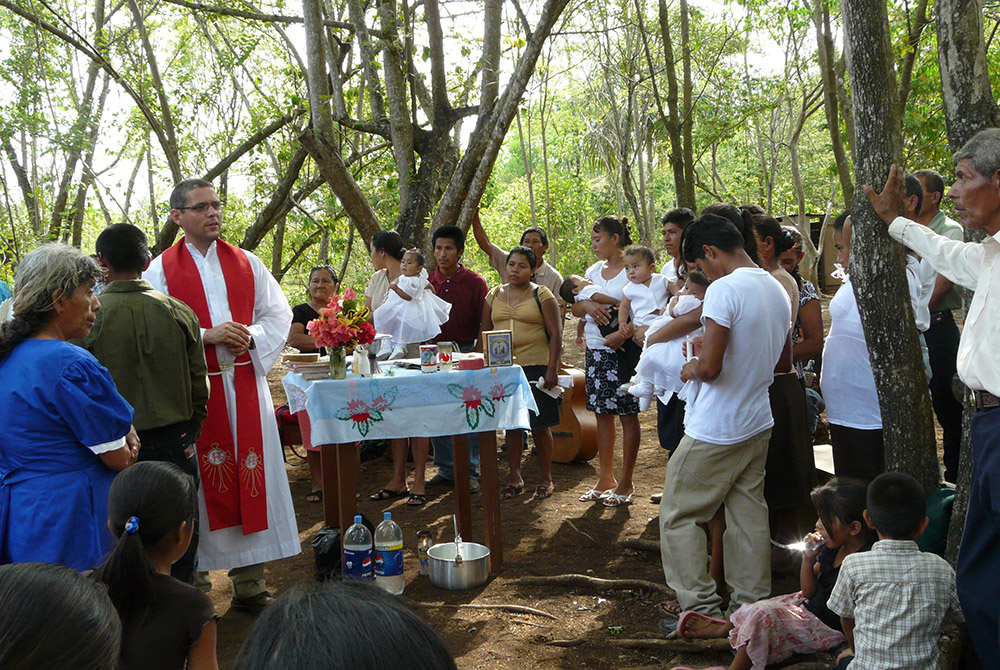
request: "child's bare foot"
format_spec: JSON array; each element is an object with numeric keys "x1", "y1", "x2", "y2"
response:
[{"x1": 676, "y1": 611, "x2": 732, "y2": 639}]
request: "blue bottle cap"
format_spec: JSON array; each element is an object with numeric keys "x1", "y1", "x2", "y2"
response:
[
  {"x1": 354, "y1": 515, "x2": 362, "y2": 523},
  {"x1": 384, "y1": 511, "x2": 392, "y2": 520}
]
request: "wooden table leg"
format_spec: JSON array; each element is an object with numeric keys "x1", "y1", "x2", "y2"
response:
[
  {"x1": 320, "y1": 442, "x2": 358, "y2": 573},
  {"x1": 478, "y1": 430, "x2": 503, "y2": 574},
  {"x1": 320, "y1": 442, "x2": 340, "y2": 528},
  {"x1": 452, "y1": 434, "x2": 473, "y2": 540}
]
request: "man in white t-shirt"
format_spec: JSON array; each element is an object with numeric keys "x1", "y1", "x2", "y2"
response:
[{"x1": 659, "y1": 213, "x2": 792, "y2": 623}]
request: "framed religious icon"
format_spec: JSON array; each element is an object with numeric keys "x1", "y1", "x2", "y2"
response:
[{"x1": 483, "y1": 330, "x2": 513, "y2": 367}]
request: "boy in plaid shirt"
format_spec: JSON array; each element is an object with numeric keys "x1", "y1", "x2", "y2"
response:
[{"x1": 828, "y1": 472, "x2": 962, "y2": 669}]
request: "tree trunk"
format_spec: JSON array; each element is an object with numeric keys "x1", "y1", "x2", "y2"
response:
[
  {"x1": 936, "y1": 0, "x2": 1000, "y2": 151},
  {"x1": 842, "y1": 0, "x2": 940, "y2": 493},
  {"x1": 515, "y1": 107, "x2": 538, "y2": 226},
  {"x1": 2, "y1": 137, "x2": 41, "y2": 232},
  {"x1": 679, "y1": 0, "x2": 696, "y2": 209},
  {"x1": 657, "y1": 0, "x2": 689, "y2": 208}
]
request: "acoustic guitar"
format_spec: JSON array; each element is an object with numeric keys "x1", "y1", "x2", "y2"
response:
[{"x1": 551, "y1": 365, "x2": 598, "y2": 463}]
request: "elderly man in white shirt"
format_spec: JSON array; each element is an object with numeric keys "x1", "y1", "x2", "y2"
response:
[{"x1": 864, "y1": 127, "x2": 1000, "y2": 668}]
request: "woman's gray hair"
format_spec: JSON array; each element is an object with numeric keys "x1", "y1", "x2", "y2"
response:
[
  {"x1": 0, "y1": 244, "x2": 103, "y2": 360},
  {"x1": 954, "y1": 128, "x2": 1000, "y2": 179}
]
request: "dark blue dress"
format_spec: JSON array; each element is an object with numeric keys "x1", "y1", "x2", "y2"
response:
[{"x1": 0, "y1": 339, "x2": 133, "y2": 570}]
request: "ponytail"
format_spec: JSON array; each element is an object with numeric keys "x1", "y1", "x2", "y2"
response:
[
  {"x1": 699, "y1": 203, "x2": 760, "y2": 266},
  {"x1": 0, "y1": 312, "x2": 49, "y2": 361},
  {"x1": 593, "y1": 215, "x2": 633, "y2": 248},
  {"x1": 96, "y1": 462, "x2": 197, "y2": 624}
]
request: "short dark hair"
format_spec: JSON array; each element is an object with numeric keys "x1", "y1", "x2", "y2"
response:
[
  {"x1": 95, "y1": 223, "x2": 150, "y2": 274},
  {"x1": 904, "y1": 173, "x2": 924, "y2": 217},
  {"x1": 0, "y1": 562, "x2": 121, "y2": 670},
  {"x1": 593, "y1": 215, "x2": 633, "y2": 247},
  {"x1": 913, "y1": 169, "x2": 945, "y2": 199},
  {"x1": 661, "y1": 207, "x2": 695, "y2": 229},
  {"x1": 624, "y1": 245, "x2": 655, "y2": 265},
  {"x1": 833, "y1": 211, "x2": 850, "y2": 232},
  {"x1": 866, "y1": 472, "x2": 927, "y2": 539},
  {"x1": 559, "y1": 276, "x2": 582, "y2": 304},
  {"x1": 811, "y1": 477, "x2": 876, "y2": 545},
  {"x1": 682, "y1": 214, "x2": 745, "y2": 261},
  {"x1": 431, "y1": 225, "x2": 465, "y2": 252},
  {"x1": 686, "y1": 268, "x2": 710, "y2": 287},
  {"x1": 506, "y1": 245, "x2": 536, "y2": 269},
  {"x1": 371, "y1": 230, "x2": 406, "y2": 261},
  {"x1": 309, "y1": 265, "x2": 339, "y2": 283},
  {"x1": 403, "y1": 248, "x2": 425, "y2": 266},
  {"x1": 520, "y1": 226, "x2": 548, "y2": 247},
  {"x1": 233, "y1": 581, "x2": 457, "y2": 670},
  {"x1": 169, "y1": 178, "x2": 213, "y2": 210}
]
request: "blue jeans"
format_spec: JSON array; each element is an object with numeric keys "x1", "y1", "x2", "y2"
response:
[{"x1": 431, "y1": 433, "x2": 480, "y2": 480}]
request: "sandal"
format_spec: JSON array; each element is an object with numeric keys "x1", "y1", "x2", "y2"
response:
[
  {"x1": 676, "y1": 610, "x2": 729, "y2": 639},
  {"x1": 579, "y1": 488, "x2": 613, "y2": 502},
  {"x1": 500, "y1": 484, "x2": 523, "y2": 499},
  {"x1": 662, "y1": 599, "x2": 682, "y2": 616},
  {"x1": 603, "y1": 491, "x2": 633, "y2": 507},
  {"x1": 305, "y1": 490, "x2": 323, "y2": 503},
  {"x1": 530, "y1": 484, "x2": 555, "y2": 500},
  {"x1": 406, "y1": 493, "x2": 427, "y2": 506},
  {"x1": 369, "y1": 488, "x2": 409, "y2": 501}
]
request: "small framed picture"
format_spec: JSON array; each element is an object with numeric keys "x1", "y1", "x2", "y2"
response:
[{"x1": 483, "y1": 330, "x2": 513, "y2": 367}]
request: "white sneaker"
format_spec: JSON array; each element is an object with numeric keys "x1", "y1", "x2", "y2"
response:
[{"x1": 388, "y1": 345, "x2": 407, "y2": 360}]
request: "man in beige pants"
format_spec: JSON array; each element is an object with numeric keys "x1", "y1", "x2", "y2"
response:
[{"x1": 659, "y1": 213, "x2": 792, "y2": 622}]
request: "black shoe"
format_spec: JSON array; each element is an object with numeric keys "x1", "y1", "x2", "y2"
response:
[
  {"x1": 425, "y1": 473, "x2": 454, "y2": 488},
  {"x1": 230, "y1": 591, "x2": 275, "y2": 616}
]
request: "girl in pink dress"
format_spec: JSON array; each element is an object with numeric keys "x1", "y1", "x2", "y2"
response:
[{"x1": 673, "y1": 478, "x2": 874, "y2": 670}]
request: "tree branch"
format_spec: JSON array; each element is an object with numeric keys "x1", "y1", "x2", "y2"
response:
[{"x1": 160, "y1": 0, "x2": 386, "y2": 36}]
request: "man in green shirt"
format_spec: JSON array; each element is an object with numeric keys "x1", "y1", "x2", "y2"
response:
[
  {"x1": 914, "y1": 169, "x2": 965, "y2": 482},
  {"x1": 80, "y1": 223, "x2": 209, "y2": 583}
]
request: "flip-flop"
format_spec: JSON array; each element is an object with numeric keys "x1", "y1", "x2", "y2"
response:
[
  {"x1": 305, "y1": 490, "x2": 323, "y2": 503},
  {"x1": 676, "y1": 610, "x2": 729, "y2": 639},
  {"x1": 406, "y1": 493, "x2": 426, "y2": 506},
  {"x1": 662, "y1": 599, "x2": 682, "y2": 615},
  {"x1": 579, "y1": 488, "x2": 613, "y2": 502},
  {"x1": 530, "y1": 484, "x2": 555, "y2": 500},
  {"x1": 500, "y1": 484, "x2": 523, "y2": 499},
  {"x1": 603, "y1": 491, "x2": 633, "y2": 507},
  {"x1": 369, "y1": 488, "x2": 409, "y2": 501}
]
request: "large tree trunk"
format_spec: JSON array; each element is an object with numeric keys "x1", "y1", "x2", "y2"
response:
[
  {"x1": 656, "y1": 0, "x2": 688, "y2": 208},
  {"x1": 678, "y1": 0, "x2": 696, "y2": 209},
  {"x1": 842, "y1": 0, "x2": 940, "y2": 493},
  {"x1": 936, "y1": 0, "x2": 1000, "y2": 152}
]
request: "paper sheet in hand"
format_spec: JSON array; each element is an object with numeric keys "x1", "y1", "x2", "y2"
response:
[{"x1": 532, "y1": 375, "x2": 573, "y2": 399}]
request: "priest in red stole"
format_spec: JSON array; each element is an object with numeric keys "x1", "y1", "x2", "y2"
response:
[{"x1": 145, "y1": 178, "x2": 299, "y2": 615}]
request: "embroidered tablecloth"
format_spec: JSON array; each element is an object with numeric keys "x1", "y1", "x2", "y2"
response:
[{"x1": 282, "y1": 365, "x2": 539, "y2": 443}]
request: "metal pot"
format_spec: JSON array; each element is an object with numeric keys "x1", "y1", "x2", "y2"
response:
[{"x1": 427, "y1": 542, "x2": 490, "y2": 590}]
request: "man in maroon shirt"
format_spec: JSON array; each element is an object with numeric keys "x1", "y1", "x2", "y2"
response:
[{"x1": 427, "y1": 225, "x2": 489, "y2": 490}]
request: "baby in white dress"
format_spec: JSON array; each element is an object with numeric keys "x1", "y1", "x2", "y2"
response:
[
  {"x1": 616, "y1": 245, "x2": 670, "y2": 345},
  {"x1": 627, "y1": 269, "x2": 710, "y2": 409},
  {"x1": 373, "y1": 249, "x2": 452, "y2": 359}
]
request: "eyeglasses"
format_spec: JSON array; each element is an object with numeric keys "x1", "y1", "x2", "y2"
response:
[{"x1": 176, "y1": 201, "x2": 223, "y2": 213}]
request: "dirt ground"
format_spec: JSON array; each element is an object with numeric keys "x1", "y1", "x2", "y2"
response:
[{"x1": 205, "y1": 329, "x2": 855, "y2": 670}]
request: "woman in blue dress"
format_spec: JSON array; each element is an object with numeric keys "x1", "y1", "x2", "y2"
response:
[{"x1": 0, "y1": 243, "x2": 138, "y2": 570}]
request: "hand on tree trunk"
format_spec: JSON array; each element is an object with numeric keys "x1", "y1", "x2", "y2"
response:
[{"x1": 863, "y1": 164, "x2": 907, "y2": 224}]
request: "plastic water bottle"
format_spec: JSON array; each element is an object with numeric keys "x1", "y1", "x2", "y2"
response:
[
  {"x1": 374, "y1": 511, "x2": 405, "y2": 594},
  {"x1": 343, "y1": 515, "x2": 373, "y2": 581}
]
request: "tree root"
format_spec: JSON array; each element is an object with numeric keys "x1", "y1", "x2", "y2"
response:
[
  {"x1": 606, "y1": 638, "x2": 731, "y2": 652},
  {"x1": 620, "y1": 538, "x2": 660, "y2": 553},
  {"x1": 565, "y1": 518, "x2": 598, "y2": 543},
  {"x1": 512, "y1": 574, "x2": 675, "y2": 597},
  {"x1": 545, "y1": 636, "x2": 588, "y2": 647},
  {"x1": 419, "y1": 603, "x2": 558, "y2": 620}
]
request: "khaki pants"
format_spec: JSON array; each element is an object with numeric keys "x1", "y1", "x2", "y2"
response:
[
  {"x1": 195, "y1": 563, "x2": 266, "y2": 599},
  {"x1": 659, "y1": 429, "x2": 771, "y2": 619}
]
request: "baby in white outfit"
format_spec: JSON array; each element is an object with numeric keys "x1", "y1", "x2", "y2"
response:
[
  {"x1": 627, "y1": 269, "x2": 710, "y2": 409},
  {"x1": 373, "y1": 249, "x2": 452, "y2": 358}
]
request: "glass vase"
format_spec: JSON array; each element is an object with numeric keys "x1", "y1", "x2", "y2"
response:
[{"x1": 329, "y1": 347, "x2": 347, "y2": 380}]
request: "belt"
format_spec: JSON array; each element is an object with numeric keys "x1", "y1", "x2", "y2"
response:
[
  {"x1": 929, "y1": 310, "x2": 953, "y2": 326},
  {"x1": 973, "y1": 390, "x2": 1000, "y2": 411}
]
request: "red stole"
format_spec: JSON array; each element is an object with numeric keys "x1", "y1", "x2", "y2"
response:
[{"x1": 162, "y1": 238, "x2": 268, "y2": 534}]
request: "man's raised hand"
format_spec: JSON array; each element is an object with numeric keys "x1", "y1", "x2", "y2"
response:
[{"x1": 863, "y1": 164, "x2": 906, "y2": 224}]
